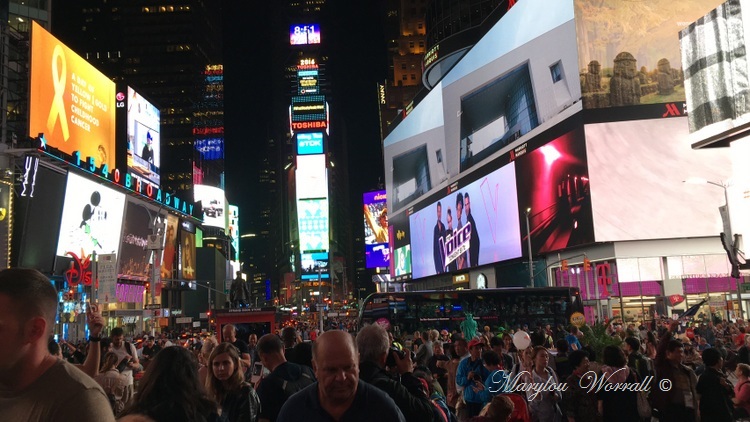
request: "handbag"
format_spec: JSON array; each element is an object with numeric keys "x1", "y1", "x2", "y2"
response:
[{"x1": 633, "y1": 367, "x2": 652, "y2": 419}]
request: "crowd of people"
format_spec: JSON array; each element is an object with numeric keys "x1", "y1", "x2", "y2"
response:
[{"x1": 8, "y1": 267, "x2": 750, "y2": 421}]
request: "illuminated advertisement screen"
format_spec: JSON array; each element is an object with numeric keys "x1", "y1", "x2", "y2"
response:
[
  {"x1": 298, "y1": 198, "x2": 329, "y2": 253},
  {"x1": 126, "y1": 87, "x2": 161, "y2": 186},
  {"x1": 161, "y1": 214, "x2": 179, "y2": 281},
  {"x1": 290, "y1": 24, "x2": 321, "y2": 45},
  {"x1": 575, "y1": 0, "x2": 723, "y2": 114},
  {"x1": 384, "y1": 0, "x2": 580, "y2": 214},
  {"x1": 56, "y1": 172, "x2": 126, "y2": 258},
  {"x1": 119, "y1": 201, "x2": 164, "y2": 281},
  {"x1": 364, "y1": 190, "x2": 390, "y2": 268},
  {"x1": 296, "y1": 155, "x2": 328, "y2": 200},
  {"x1": 29, "y1": 22, "x2": 116, "y2": 170},
  {"x1": 298, "y1": 69, "x2": 319, "y2": 95},
  {"x1": 194, "y1": 184, "x2": 226, "y2": 229},
  {"x1": 393, "y1": 245, "x2": 412, "y2": 277},
  {"x1": 585, "y1": 116, "x2": 733, "y2": 241},
  {"x1": 228, "y1": 205, "x2": 240, "y2": 262},
  {"x1": 408, "y1": 163, "x2": 521, "y2": 278},
  {"x1": 297, "y1": 132, "x2": 324, "y2": 155},
  {"x1": 291, "y1": 95, "x2": 327, "y2": 122},
  {"x1": 301, "y1": 252, "x2": 330, "y2": 280},
  {"x1": 514, "y1": 122, "x2": 594, "y2": 254},
  {"x1": 180, "y1": 229, "x2": 196, "y2": 280},
  {"x1": 195, "y1": 138, "x2": 224, "y2": 160}
]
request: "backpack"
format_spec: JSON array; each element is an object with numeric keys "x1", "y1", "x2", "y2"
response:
[{"x1": 273, "y1": 368, "x2": 315, "y2": 399}]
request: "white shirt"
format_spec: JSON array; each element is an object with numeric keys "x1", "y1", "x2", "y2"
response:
[{"x1": 110, "y1": 342, "x2": 138, "y2": 385}]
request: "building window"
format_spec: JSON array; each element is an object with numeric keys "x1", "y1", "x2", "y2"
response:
[
  {"x1": 419, "y1": 41, "x2": 424, "y2": 48},
  {"x1": 409, "y1": 41, "x2": 415, "y2": 49},
  {"x1": 411, "y1": 74, "x2": 416, "y2": 80},
  {"x1": 402, "y1": 75, "x2": 408, "y2": 81},
  {"x1": 401, "y1": 63, "x2": 406, "y2": 70},
  {"x1": 550, "y1": 61, "x2": 563, "y2": 83}
]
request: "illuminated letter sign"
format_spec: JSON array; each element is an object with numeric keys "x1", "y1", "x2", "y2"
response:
[
  {"x1": 20, "y1": 156, "x2": 40, "y2": 197},
  {"x1": 291, "y1": 121, "x2": 327, "y2": 130}
]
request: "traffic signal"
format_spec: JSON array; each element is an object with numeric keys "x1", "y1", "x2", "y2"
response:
[
  {"x1": 721, "y1": 232, "x2": 741, "y2": 279},
  {"x1": 583, "y1": 258, "x2": 591, "y2": 272},
  {"x1": 561, "y1": 260, "x2": 569, "y2": 272}
]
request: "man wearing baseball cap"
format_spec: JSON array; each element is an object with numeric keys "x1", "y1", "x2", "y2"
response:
[{"x1": 456, "y1": 338, "x2": 491, "y2": 418}]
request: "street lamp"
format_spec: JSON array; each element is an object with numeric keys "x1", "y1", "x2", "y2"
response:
[
  {"x1": 684, "y1": 177, "x2": 744, "y2": 318},
  {"x1": 525, "y1": 207, "x2": 534, "y2": 286}
]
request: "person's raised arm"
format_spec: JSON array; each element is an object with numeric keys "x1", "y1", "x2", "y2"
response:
[{"x1": 79, "y1": 303, "x2": 104, "y2": 378}]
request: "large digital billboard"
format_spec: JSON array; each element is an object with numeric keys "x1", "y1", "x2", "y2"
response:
[
  {"x1": 125, "y1": 87, "x2": 161, "y2": 186},
  {"x1": 408, "y1": 163, "x2": 521, "y2": 279},
  {"x1": 161, "y1": 214, "x2": 179, "y2": 281},
  {"x1": 290, "y1": 24, "x2": 321, "y2": 45},
  {"x1": 29, "y1": 22, "x2": 116, "y2": 171},
  {"x1": 297, "y1": 132, "x2": 324, "y2": 155},
  {"x1": 301, "y1": 252, "x2": 330, "y2": 280},
  {"x1": 298, "y1": 198, "x2": 329, "y2": 253},
  {"x1": 56, "y1": 172, "x2": 126, "y2": 259},
  {"x1": 585, "y1": 116, "x2": 733, "y2": 241},
  {"x1": 384, "y1": 0, "x2": 580, "y2": 214},
  {"x1": 119, "y1": 201, "x2": 165, "y2": 281},
  {"x1": 679, "y1": 0, "x2": 750, "y2": 147},
  {"x1": 575, "y1": 0, "x2": 723, "y2": 115},
  {"x1": 364, "y1": 190, "x2": 389, "y2": 268},
  {"x1": 194, "y1": 184, "x2": 226, "y2": 230},
  {"x1": 296, "y1": 155, "x2": 328, "y2": 200},
  {"x1": 291, "y1": 95, "x2": 327, "y2": 122},
  {"x1": 180, "y1": 228, "x2": 196, "y2": 281},
  {"x1": 297, "y1": 69, "x2": 319, "y2": 95},
  {"x1": 228, "y1": 205, "x2": 240, "y2": 262}
]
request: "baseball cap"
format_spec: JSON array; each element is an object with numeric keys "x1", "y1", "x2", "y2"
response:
[{"x1": 468, "y1": 338, "x2": 485, "y2": 349}]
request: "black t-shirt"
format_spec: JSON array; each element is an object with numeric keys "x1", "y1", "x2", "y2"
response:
[
  {"x1": 232, "y1": 339, "x2": 250, "y2": 356},
  {"x1": 257, "y1": 362, "x2": 316, "y2": 422},
  {"x1": 142, "y1": 344, "x2": 162, "y2": 359}
]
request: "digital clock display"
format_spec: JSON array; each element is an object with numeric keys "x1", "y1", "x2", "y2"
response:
[{"x1": 290, "y1": 24, "x2": 321, "y2": 45}]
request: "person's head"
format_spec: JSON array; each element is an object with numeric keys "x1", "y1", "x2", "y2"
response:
[
  {"x1": 555, "y1": 338, "x2": 568, "y2": 354},
  {"x1": 0, "y1": 269, "x2": 59, "y2": 373},
  {"x1": 378, "y1": 208, "x2": 387, "y2": 228},
  {"x1": 356, "y1": 324, "x2": 390, "y2": 366},
  {"x1": 482, "y1": 350, "x2": 501, "y2": 371},
  {"x1": 702, "y1": 348, "x2": 722, "y2": 369},
  {"x1": 101, "y1": 352, "x2": 120, "y2": 372},
  {"x1": 121, "y1": 346, "x2": 217, "y2": 422},
  {"x1": 568, "y1": 350, "x2": 590, "y2": 374},
  {"x1": 436, "y1": 202, "x2": 442, "y2": 221},
  {"x1": 146, "y1": 336, "x2": 156, "y2": 347},
  {"x1": 221, "y1": 324, "x2": 237, "y2": 343},
  {"x1": 48, "y1": 337, "x2": 62, "y2": 359},
  {"x1": 737, "y1": 363, "x2": 750, "y2": 380},
  {"x1": 248, "y1": 333, "x2": 258, "y2": 348},
  {"x1": 446, "y1": 208, "x2": 453, "y2": 229},
  {"x1": 206, "y1": 343, "x2": 244, "y2": 400},
  {"x1": 433, "y1": 341, "x2": 444, "y2": 356},
  {"x1": 312, "y1": 330, "x2": 359, "y2": 407},
  {"x1": 257, "y1": 333, "x2": 286, "y2": 370},
  {"x1": 111, "y1": 327, "x2": 125, "y2": 348},
  {"x1": 281, "y1": 326, "x2": 297, "y2": 348},
  {"x1": 453, "y1": 338, "x2": 468, "y2": 357},
  {"x1": 603, "y1": 345, "x2": 626, "y2": 368},
  {"x1": 421, "y1": 330, "x2": 429, "y2": 342},
  {"x1": 468, "y1": 338, "x2": 485, "y2": 360},
  {"x1": 531, "y1": 346, "x2": 549, "y2": 369},
  {"x1": 624, "y1": 337, "x2": 641, "y2": 355},
  {"x1": 464, "y1": 193, "x2": 472, "y2": 217},
  {"x1": 665, "y1": 339, "x2": 685, "y2": 364},
  {"x1": 485, "y1": 394, "x2": 515, "y2": 422},
  {"x1": 455, "y1": 192, "x2": 464, "y2": 218},
  {"x1": 429, "y1": 329, "x2": 440, "y2": 342},
  {"x1": 490, "y1": 335, "x2": 504, "y2": 354},
  {"x1": 200, "y1": 336, "x2": 218, "y2": 363},
  {"x1": 570, "y1": 326, "x2": 579, "y2": 335}
]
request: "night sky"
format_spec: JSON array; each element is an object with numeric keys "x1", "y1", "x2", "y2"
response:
[{"x1": 222, "y1": 1, "x2": 388, "y2": 232}]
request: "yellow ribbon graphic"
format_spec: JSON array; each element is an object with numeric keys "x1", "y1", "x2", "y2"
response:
[{"x1": 47, "y1": 44, "x2": 69, "y2": 141}]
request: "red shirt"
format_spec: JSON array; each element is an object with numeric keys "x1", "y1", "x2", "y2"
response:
[{"x1": 735, "y1": 380, "x2": 750, "y2": 415}]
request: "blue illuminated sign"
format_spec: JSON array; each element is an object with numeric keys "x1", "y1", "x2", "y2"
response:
[
  {"x1": 297, "y1": 133, "x2": 324, "y2": 155},
  {"x1": 195, "y1": 138, "x2": 224, "y2": 160}
]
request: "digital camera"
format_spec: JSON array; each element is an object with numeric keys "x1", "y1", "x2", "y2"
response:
[{"x1": 385, "y1": 345, "x2": 416, "y2": 368}]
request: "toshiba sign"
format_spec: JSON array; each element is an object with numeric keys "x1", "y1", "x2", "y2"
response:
[{"x1": 291, "y1": 120, "x2": 327, "y2": 130}]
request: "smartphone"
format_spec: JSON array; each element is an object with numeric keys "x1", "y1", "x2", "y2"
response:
[{"x1": 250, "y1": 362, "x2": 264, "y2": 387}]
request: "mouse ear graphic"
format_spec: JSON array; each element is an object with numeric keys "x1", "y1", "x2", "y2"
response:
[
  {"x1": 82, "y1": 204, "x2": 93, "y2": 222},
  {"x1": 90, "y1": 191, "x2": 101, "y2": 207}
]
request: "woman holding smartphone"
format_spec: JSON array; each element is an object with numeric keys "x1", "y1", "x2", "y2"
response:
[{"x1": 206, "y1": 343, "x2": 261, "y2": 422}]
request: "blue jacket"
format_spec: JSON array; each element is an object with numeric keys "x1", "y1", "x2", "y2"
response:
[{"x1": 456, "y1": 356, "x2": 491, "y2": 404}]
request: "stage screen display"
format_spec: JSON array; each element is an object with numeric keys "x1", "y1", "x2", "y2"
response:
[
  {"x1": 364, "y1": 190, "x2": 389, "y2": 268},
  {"x1": 29, "y1": 22, "x2": 116, "y2": 170},
  {"x1": 296, "y1": 154, "x2": 328, "y2": 200},
  {"x1": 56, "y1": 172, "x2": 126, "y2": 258},
  {"x1": 119, "y1": 201, "x2": 164, "y2": 281},
  {"x1": 180, "y1": 229, "x2": 196, "y2": 280},
  {"x1": 194, "y1": 184, "x2": 226, "y2": 230},
  {"x1": 408, "y1": 163, "x2": 521, "y2": 279},
  {"x1": 298, "y1": 198, "x2": 329, "y2": 253},
  {"x1": 290, "y1": 24, "x2": 321, "y2": 45},
  {"x1": 514, "y1": 123, "x2": 594, "y2": 254},
  {"x1": 575, "y1": 0, "x2": 723, "y2": 113},
  {"x1": 384, "y1": 0, "x2": 580, "y2": 215},
  {"x1": 126, "y1": 87, "x2": 160, "y2": 186},
  {"x1": 228, "y1": 205, "x2": 240, "y2": 262},
  {"x1": 301, "y1": 252, "x2": 330, "y2": 280},
  {"x1": 585, "y1": 116, "x2": 734, "y2": 241},
  {"x1": 297, "y1": 132, "x2": 324, "y2": 155},
  {"x1": 161, "y1": 214, "x2": 179, "y2": 281}
]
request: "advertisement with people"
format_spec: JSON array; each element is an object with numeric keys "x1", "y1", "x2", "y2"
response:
[
  {"x1": 126, "y1": 86, "x2": 161, "y2": 186},
  {"x1": 363, "y1": 190, "x2": 389, "y2": 268}
]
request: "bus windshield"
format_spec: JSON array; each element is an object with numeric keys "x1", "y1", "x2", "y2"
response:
[{"x1": 358, "y1": 288, "x2": 583, "y2": 338}]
